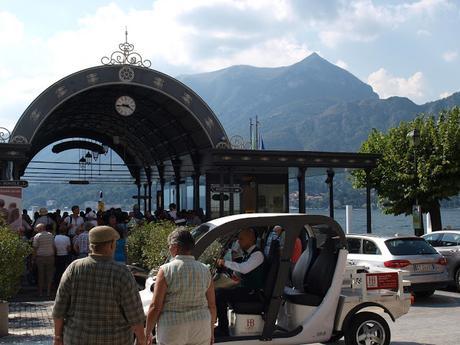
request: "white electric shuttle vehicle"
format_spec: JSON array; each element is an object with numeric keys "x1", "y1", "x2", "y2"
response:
[{"x1": 140, "y1": 214, "x2": 411, "y2": 345}]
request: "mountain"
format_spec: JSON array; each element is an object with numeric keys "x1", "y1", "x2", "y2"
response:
[
  {"x1": 179, "y1": 53, "x2": 378, "y2": 149},
  {"x1": 179, "y1": 53, "x2": 460, "y2": 151}
]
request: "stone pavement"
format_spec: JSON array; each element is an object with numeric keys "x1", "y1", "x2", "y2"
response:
[{"x1": 0, "y1": 300, "x2": 53, "y2": 345}]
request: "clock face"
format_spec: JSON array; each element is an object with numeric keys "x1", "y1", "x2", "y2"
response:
[{"x1": 115, "y1": 96, "x2": 136, "y2": 116}]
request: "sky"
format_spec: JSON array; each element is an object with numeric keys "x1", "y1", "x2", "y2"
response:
[{"x1": 1, "y1": 0, "x2": 459, "y2": 131}]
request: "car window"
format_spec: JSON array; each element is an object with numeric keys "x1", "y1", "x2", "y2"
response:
[
  {"x1": 363, "y1": 240, "x2": 381, "y2": 255},
  {"x1": 385, "y1": 238, "x2": 438, "y2": 255},
  {"x1": 423, "y1": 233, "x2": 442, "y2": 247},
  {"x1": 440, "y1": 233, "x2": 460, "y2": 247},
  {"x1": 347, "y1": 238, "x2": 361, "y2": 254}
]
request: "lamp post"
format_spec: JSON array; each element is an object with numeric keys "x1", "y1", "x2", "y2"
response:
[{"x1": 407, "y1": 128, "x2": 424, "y2": 236}]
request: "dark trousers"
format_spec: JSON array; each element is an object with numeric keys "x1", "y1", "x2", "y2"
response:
[
  {"x1": 215, "y1": 287, "x2": 261, "y2": 332},
  {"x1": 55, "y1": 255, "x2": 70, "y2": 285}
]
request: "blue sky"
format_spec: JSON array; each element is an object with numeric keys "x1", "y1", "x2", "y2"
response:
[{"x1": 1, "y1": 0, "x2": 459, "y2": 130}]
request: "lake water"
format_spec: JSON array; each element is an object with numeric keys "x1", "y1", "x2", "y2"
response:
[{"x1": 307, "y1": 208, "x2": 460, "y2": 236}]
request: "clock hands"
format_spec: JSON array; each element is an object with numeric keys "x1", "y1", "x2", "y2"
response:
[{"x1": 116, "y1": 103, "x2": 134, "y2": 110}]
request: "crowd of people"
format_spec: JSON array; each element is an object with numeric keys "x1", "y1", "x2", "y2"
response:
[
  {"x1": 3, "y1": 197, "x2": 294, "y2": 345},
  {"x1": 0, "y1": 199, "x2": 206, "y2": 299}
]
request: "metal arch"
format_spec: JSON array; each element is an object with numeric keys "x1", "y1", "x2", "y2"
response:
[
  {"x1": 34, "y1": 101, "x2": 166, "y2": 170},
  {"x1": 10, "y1": 65, "x2": 228, "y2": 148},
  {"x1": 21, "y1": 130, "x2": 145, "y2": 180}
]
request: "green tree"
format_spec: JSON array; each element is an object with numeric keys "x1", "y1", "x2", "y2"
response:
[{"x1": 352, "y1": 107, "x2": 460, "y2": 231}]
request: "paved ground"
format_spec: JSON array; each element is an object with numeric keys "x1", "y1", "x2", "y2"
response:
[{"x1": 0, "y1": 290, "x2": 459, "y2": 344}]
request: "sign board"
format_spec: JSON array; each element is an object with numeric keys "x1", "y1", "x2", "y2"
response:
[
  {"x1": 210, "y1": 184, "x2": 242, "y2": 194},
  {"x1": 412, "y1": 205, "x2": 423, "y2": 230},
  {"x1": 366, "y1": 272, "x2": 399, "y2": 290},
  {"x1": 0, "y1": 180, "x2": 28, "y2": 188},
  {"x1": 0, "y1": 187, "x2": 22, "y2": 229}
]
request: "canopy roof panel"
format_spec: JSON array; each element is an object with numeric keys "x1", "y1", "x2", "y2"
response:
[{"x1": 10, "y1": 65, "x2": 229, "y2": 178}]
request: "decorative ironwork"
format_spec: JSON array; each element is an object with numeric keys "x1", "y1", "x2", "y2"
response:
[
  {"x1": 10, "y1": 135, "x2": 28, "y2": 144},
  {"x1": 230, "y1": 135, "x2": 249, "y2": 149},
  {"x1": 101, "y1": 28, "x2": 151, "y2": 68},
  {"x1": 0, "y1": 127, "x2": 11, "y2": 143},
  {"x1": 153, "y1": 77, "x2": 164, "y2": 89},
  {"x1": 216, "y1": 141, "x2": 230, "y2": 149},
  {"x1": 29, "y1": 109, "x2": 42, "y2": 122},
  {"x1": 119, "y1": 66, "x2": 135, "y2": 82}
]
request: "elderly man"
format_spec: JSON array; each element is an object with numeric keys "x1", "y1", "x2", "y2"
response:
[
  {"x1": 215, "y1": 228, "x2": 265, "y2": 337},
  {"x1": 52, "y1": 226, "x2": 146, "y2": 345}
]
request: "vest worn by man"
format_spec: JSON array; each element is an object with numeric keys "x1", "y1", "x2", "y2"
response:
[{"x1": 240, "y1": 247, "x2": 265, "y2": 290}]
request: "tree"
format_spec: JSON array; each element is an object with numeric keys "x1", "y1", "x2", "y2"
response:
[{"x1": 352, "y1": 107, "x2": 460, "y2": 231}]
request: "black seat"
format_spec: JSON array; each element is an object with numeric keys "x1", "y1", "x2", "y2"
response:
[
  {"x1": 284, "y1": 238, "x2": 337, "y2": 306},
  {"x1": 291, "y1": 237, "x2": 317, "y2": 291},
  {"x1": 232, "y1": 238, "x2": 281, "y2": 315}
]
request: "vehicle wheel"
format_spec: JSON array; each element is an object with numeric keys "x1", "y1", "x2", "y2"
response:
[
  {"x1": 344, "y1": 312, "x2": 390, "y2": 345},
  {"x1": 455, "y1": 268, "x2": 460, "y2": 292},
  {"x1": 321, "y1": 332, "x2": 343, "y2": 343},
  {"x1": 414, "y1": 289, "x2": 435, "y2": 298}
]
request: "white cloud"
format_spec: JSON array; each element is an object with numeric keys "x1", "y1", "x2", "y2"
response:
[
  {"x1": 0, "y1": 11, "x2": 24, "y2": 45},
  {"x1": 442, "y1": 51, "x2": 458, "y2": 62},
  {"x1": 417, "y1": 29, "x2": 432, "y2": 36},
  {"x1": 335, "y1": 59, "x2": 349, "y2": 69},
  {"x1": 315, "y1": 0, "x2": 451, "y2": 48},
  {"x1": 439, "y1": 91, "x2": 452, "y2": 98},
  {"x1": 367, "y1": 68, "x2": 425, "y2": 101}
]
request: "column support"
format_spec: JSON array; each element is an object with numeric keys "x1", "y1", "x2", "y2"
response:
[
  {"x1": 366, "y1": 169, "x2": 372, "y2": 234},
  {"x1": 326, "y1": 169, "x2": 335, "y2": 219},
  {"x1": 297, "y1": 167, "x2": 306, "y2": 213}
]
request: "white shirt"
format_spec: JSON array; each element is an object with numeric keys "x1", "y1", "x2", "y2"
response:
[
  {"x1": 54, "y1": 235, "x2": 71, "y2": 256},
  {"x1": 224, "y1": 245, "x2": 264, "y2": 274},
  {"x1": 64, "y1": 215, "x2": 84, "y2": 236}
]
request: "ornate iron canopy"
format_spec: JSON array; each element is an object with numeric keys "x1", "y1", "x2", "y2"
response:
[{"x1": 101, "y1": 28, "x2": 151, "y2": 68}]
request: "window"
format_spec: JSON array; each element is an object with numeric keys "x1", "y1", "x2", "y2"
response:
[
  {"x1": 347, "y1": 238, "x2": 361, "y2": 254},
  {"x1": 385, "y1": 238, "x2": 437, "y2": 255},
  {"x1": 363, "y1": 240, "x2": 380, "y2": 255},
  {"x1": 423, "y1": 233, "x2": 442, "y2": 247},
  {"x1": 440, "y1": 233, "x2": 460, "y2": 247}
]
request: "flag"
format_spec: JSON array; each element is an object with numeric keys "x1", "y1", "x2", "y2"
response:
[{"x1": 260, "y1": 135, "x2": 265, "y2": 150}]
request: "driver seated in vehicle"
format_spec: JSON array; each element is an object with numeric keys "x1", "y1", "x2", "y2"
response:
[{"x1": 214, "y1": 228, "x2": 265, "y2": 337}]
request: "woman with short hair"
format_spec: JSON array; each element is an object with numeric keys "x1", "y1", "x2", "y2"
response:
[{"x1": 145, "y1": 229, "x2": 216, "y2": 345}]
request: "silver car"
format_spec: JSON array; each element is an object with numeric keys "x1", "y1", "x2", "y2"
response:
[
  {"x1": 422, "y1": 230, "x2": 460, "y2": 291},
  {"x1": 346, "y1": 234, "x2": 450, "y2": 297}
]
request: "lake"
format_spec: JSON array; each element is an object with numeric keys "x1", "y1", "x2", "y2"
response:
[{"x1": 307, "y1": 208, "x2": 460, "y2": 236}]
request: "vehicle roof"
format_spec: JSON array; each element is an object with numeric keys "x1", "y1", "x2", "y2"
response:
[
  {"x1": 347, "y1": 233, "x2": 421, "y2": 241},
  {"x1": 422, "y1": 230, "x2": 460, "y2": 235}
]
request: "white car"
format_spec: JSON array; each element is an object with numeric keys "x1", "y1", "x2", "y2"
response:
[
  {"x1": 141, "y1": 214, "x2": 411, "y2": 345},
  {"x1": 346, "y1": 234, "x2": 450, "y2": 297}
]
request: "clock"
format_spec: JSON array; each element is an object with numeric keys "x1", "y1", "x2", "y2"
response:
[{"x1": 115, "y1": 96, "x2": 136, "y2": 116}]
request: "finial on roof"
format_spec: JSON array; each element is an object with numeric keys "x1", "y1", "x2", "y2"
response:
[{"x1": 101, "y1": 28, "x2": 151, "y2": 68}]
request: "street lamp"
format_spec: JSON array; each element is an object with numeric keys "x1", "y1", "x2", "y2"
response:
[
  {"x1": 85, "y1": 151, "x2": 92, "y2": 165},
  {"x1": 79, "y1": 156, "x2": 87, "y2": 169},
  {"x1": 407, "y1": 128, "x2": 423, "y2": 236}
]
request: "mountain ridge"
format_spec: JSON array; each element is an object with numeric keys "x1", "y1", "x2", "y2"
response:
[{"x1": 178, "y1": 53, "x2": 459, "y2": 151}]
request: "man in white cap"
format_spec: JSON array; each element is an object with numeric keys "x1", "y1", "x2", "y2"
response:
[{"x1": 52, "y1": 226, "x2": 146, "y2": 345}]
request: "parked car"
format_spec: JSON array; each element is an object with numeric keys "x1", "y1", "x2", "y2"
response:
[
  {"x1": 422, "y1": 230, "x2": 460, "y2": 291},
  {"x1": 346, "y1": 234, "x2": 450, "y2": 297}
]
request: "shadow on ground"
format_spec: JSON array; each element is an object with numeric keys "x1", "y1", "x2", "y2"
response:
[{"x1": 412, "y1": 290, "x2": 460, "y2": 308}]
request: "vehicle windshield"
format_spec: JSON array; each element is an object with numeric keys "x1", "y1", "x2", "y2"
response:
[
  {"x1": 190, "y1": 224, "x2": 210, "y2": 241},
  {"x1": 385, "y1": 238, "x2": 438, "y2": 255}
]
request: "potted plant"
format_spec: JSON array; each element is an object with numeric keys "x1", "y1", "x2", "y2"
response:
[{"x1": 0, "y1": 224, "x2": 31, "y2": 336}]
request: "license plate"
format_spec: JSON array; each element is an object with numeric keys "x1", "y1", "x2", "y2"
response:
[{"x1": 413, "y1": 263, "x2": 435, "y2": 272}]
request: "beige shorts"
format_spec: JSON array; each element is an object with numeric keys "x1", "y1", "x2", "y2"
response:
[{"x1": 157, "y1": 318, "x2": 211, "y2": 345}]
